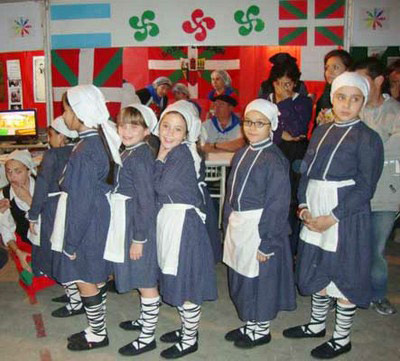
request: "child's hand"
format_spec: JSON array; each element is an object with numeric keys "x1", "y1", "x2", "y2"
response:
[
  {"x1": 130, "y1": 243, "x2": 143, "y2": 261},
  {"x1": 306, "y1": 215, "x2": 337, "y2": 233},
  {"x1": 16, "y1": 249, "x2": 32, "y2": 272},
  {"x1": 256, "y1": 251, "x2": 269, "y2": 263},
  {"x1": 29, "y1": 221, "x2": 38, "y2": 235},
  {"x1": 0, "y1": 199, "x2": 10, "y2": 213},
  {"x1": 301, "y1": 209, "x2": 313, "y2": 223}
]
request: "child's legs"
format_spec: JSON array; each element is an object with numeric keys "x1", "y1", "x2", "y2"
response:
[{"x1": 139, "y1": 287, "x2": 159, "y2": 298}]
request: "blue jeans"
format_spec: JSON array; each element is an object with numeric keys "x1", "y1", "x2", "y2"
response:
[{"x1": 370, "y1": 211, "x2": 397, "y2": 301}]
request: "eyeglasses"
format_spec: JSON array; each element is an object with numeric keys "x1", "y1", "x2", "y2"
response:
[{"x1": 243, "y1": 120, "x2": 271, "y2": 128}]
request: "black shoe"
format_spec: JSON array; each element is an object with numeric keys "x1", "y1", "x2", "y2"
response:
[
  {"x1": 51, "y1": 305, "x2": 85, "y2": 318},
  {"x1": 67, "y1": 330, "x2": 86, "y2": 342},
  {"x1": 67, "y1": 334, "x2": 109, "y2": 351},
  {"x1": 283, "y1": 324, "x2": 326, "y2": 339},
  {"x1": 119, "y1": 320, "x2": 142, "y2": 331},
  {"x1": 160, "y1": 329, "x2": 182, "y2": 343},
  {"x1": 52, "y1": 294, "x2": 69, "y2": 303},
  {"x1": 311, "y1": 339, "x2": 352, "y2": 359},
  {"x1": 160, "y1": 342, "x2": 198, "y2": 359},
  {"x1": 119, "y1": 339, "x2": 156, "y2": 356},
  {"x1": 225, "y1": 327, "x2": 245, "y2": 342},
  {"x1": 234, "y1": 333, "x2": 271, "y2": 349}
]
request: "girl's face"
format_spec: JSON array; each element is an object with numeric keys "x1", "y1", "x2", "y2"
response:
[
  {"x1": 243, "y1": 110, "x2": 271, "y2": 144},
  {"x1": 325, "y1": 56, "x2": 347, "y2": 84},
  {"x1": 332, "y1": 86, "x2": 364, "y2": 123},
  {"x1": 156, "y1": 84, "x2": 170, "y2": 98},
  {"x1": 159, "y1": 113, "x2": 187, "y2": 151},
  {"x1": 118, "y1": 123, "x2": 149, "y2": 147},
  {"x1": 48, "y1": 128, "x2": 65, "y2": 148},
  {"x1": 273, "y1": 75, "x2": 295, "y2": 93},
  {"x1": 62, "y1": 100, "x2": 82, "y2": 131},
  {"x1": 5, "y1": 160, "x2": 29, "y2": 187},
  {"x1": 211, "y1": 73, "x2": 225, "y2": 91}
]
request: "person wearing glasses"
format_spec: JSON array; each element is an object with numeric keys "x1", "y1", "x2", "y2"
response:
[
  {"x1": 223, "y1": 98, "x2": 296, "y2": 349},
  {"x1": 265, "y1": 56, "x2": 313, "y2": 255}
]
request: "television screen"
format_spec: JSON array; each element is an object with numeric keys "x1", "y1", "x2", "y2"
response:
[{"x1": 0, "y1": 109, "x2": 37, "y2": 142}]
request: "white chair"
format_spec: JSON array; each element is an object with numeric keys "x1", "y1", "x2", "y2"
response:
[{"x1": 205, "y1": 165, "x2": 226, "y2": 227}]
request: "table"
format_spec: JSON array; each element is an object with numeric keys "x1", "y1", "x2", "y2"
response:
[{"x1": 204, "y1": 151, "x2": 234, "y2": 226}]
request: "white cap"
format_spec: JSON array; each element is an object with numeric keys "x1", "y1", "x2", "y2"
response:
[
  {"x1": 6, "y1": 149, "x2": 37, "y2": 176},
  {"x1": 124, "y1": 103, "x2": 158, "y2": 133},
  {"x1": 244, "y1": 98, "x2": 280, "y2": 131},
  {"x1": 66, "y1": 84, "x2": 121, "y2": 165},
  {"x1": 51, "y1": 116, "x2": 78, "y2": 139},
  {"x1": 330, "y1": 71, "x2": 370, "y2": 107}
]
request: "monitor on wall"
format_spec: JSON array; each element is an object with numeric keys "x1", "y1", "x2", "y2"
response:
[{"x1": 0, "y1": 109, "x2": 38, "y2": 143}]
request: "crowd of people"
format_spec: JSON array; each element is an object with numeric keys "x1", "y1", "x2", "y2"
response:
[{"x1": 0, "y1": 50, "x2": 399, "y2": 360}]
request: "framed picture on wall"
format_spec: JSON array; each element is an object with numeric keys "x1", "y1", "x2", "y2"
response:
[{"x1": 33, "y1": 55, "x2": 45, "y2": 103}]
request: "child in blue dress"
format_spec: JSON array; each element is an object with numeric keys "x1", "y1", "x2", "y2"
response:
[
  {"x1": 153, "y1": 101, "x2": 218, "y2": 359},
  {"x1": 28, "y1": 116, "x2": 82, "y2": 318},
  {"x1": 105, "y1": 104, "x2": 160, "y2": 357},
  {"x1": 283, "y1": 72, "x2": 384, "y2": 359},
  {"x1": 51, "y1": 84, "x2": 122, "y2": 351},
  {"x1": 223, "y1": 99, "x2": 296, "y2": 349}
]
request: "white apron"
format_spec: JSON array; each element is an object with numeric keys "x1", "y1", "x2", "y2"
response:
[
  {"x1": 29, "y1": 191, "x2": 63, "y2": 246},
  {"x1": 300, "y1": 179, "x2": 355, "y2": 252},
  {"x1": 157, "y1": 203, "x2": 206, "y2": 276},
  {"x1": 50, "y1": 192, "x2": 68, "y2": 252},
  {"x1": 103, "y1": 192, "x2": 131, "y2": 263},
  {"x1": 223, "y1": 209, "x2": 264, "y2": 278}
]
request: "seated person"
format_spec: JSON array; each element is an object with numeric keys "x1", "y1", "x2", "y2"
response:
[
  {"x1": 200, "y1": 94, "x2": 245, "y2": 153},
  {"x1": 0, "y1": 150, "x2": 55, "y2": 301},
  {"x1": 136, "y1": 76, "x2": 172, "y2": 118},
  {"x1": 172, "y1": 83, "x2": 202, "y2": 117}
]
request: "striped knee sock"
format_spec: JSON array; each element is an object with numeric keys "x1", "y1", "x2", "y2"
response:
[
  {"x1": 304, "y1": 293, "x2": 330, "y2": 334},
  {"x1": 64, "y1": 283, "x2": 82, "y2": 312},
  {"x1": 331, "y1": 301, "x2": 356, "y2": 348},
  {"x1": 81, "y1": 292, "x2": 106, "y2": 343},
  {"x1": 176, "y1": 303, "x2": 201, "y2": 351},
  {"x1": 131, "y1": 296, "x2": 160, "y2": 349}
]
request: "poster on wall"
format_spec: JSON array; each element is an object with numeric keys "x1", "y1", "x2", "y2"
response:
[
  {"x1": 6, "y1": 59, "x2": 23, "y2": 110},
  {"x1": 33, "y1": 56, "x2": 46, "y2": 102}
]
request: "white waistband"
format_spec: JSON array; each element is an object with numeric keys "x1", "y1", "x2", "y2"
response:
[{"x1": 308, "y1": 179, "x2": 355, "y2": 188}]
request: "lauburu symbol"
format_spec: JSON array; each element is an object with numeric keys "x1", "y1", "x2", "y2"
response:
[
  {"x1": 234, "y1": 5, "x2": 265, "y2": 36},
  {"x1": 182, "y1": 9, "x2": 216, "y2": 41},
  {"x1": 129, "y1": 10, "x2": 159, "y2": 42}
]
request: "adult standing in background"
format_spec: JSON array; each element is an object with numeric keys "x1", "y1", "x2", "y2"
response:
[
  {"x1": 387, "y1": 59, "x2": 400, "y2": 102},
  {"x1": 137, "y1": 77, "x2": 172, "y2": 119},
  {"x1": 315, "y1": 50, "x2": 352, "y2": 126},
  {"x1": 354, "y1": 57, "x2": 400, "y2": 316}
]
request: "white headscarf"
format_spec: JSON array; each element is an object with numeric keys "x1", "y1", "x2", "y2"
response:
[
  {"x1": 330, "y1": 71, "x2": 370, "y2": 107},
  {"x1": 211, "y1": 70, "x2": 232, "y2": 87},
  {"x1": 155, "y1": 100, "x2": 202, "y2": 178},
  {"x1": 51, "y1": 116, "x2": 78, "y2": 139},
  {"x1": 121, "y1": 81, "x2": 141, "y2": 109},
  {"x1": 124, "y1": 103, "x2": 158, "y2": 133},
  {"x1": 245, "y1": 99, "x2": 280, "y2": 140},
  {"x1": 6, "y1": 149, "x2": 37, "y2": 176},
  {"x1": 67, "y1": 84, "x2": 122, "y2": 165}
]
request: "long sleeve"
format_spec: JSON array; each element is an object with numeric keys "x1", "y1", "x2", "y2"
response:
[
  {"x1": 258, "y1": 157, "x2": 291, "y2": 254},
  {"x1": 131, "y1": 158, "x2": 155, "y2": 242},
  {"x1": 331, "y1": 131, "x2": 384, "y2": 220},
  {"x1": 28, "y1": 151, "x2": 55, "y2": 221},
  {"x1": 277, "y1": 95, "x2": 313, "y2": 137},
  {"x1": 62, "y1": 154, "x2": 98, "y2": 254},
  {"x1": 0, "y1": 209, "x2": 16, "y2": 245}
]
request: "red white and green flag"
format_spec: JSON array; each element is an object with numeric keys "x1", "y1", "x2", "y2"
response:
[
  {"x1": 315, "y1": 0, "x2": 345, "y2": 19},
  {"x1": 279, "y1": 27, "x2": 307, "y2": 45},
  {"x1": 279, "y1": 0, "x2": 308, "y2": 20},
  {"x1": 315, "y1": 26, "x2": 344, "y2": 46},
  {"x1": 147, "y1": 46, "x2": 240, "y2": 99},
  {"x1": 51, "y1": 47, "x2": 123, "y2": 118}
]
